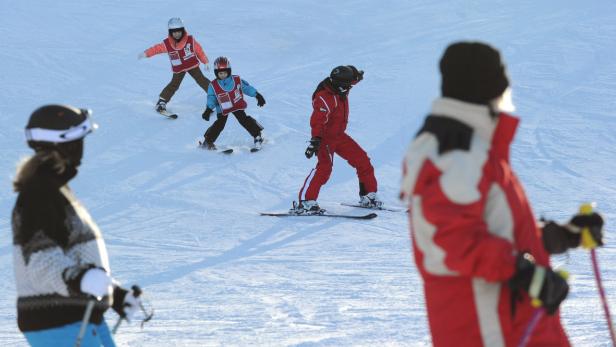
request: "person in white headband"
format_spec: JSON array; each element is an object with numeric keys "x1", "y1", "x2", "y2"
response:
[{"x1": 13, "y1": 105, "x2": 143, "y2": 346}]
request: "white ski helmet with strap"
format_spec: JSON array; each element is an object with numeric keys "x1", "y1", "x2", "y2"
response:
[{"x1": 168, "y1": 17, "x2": 184, "y2": 30}]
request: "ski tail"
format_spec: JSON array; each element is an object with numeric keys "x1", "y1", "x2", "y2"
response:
[{"x1": 340, "y1": 202, "x2": 407, "y2": 212}]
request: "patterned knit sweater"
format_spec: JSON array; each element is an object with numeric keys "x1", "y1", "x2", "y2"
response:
[{"x1": 12, "y1": 153, "x2": 113, "y2": 332}]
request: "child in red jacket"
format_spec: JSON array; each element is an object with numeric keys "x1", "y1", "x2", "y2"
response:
[{"x1": 139, "y1": 17, "x2": 210, "y2": 113}]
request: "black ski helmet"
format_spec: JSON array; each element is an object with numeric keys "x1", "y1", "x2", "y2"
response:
[
  {"x1": 25, "y1": 105, "x2": 96, "y2": 156},
  {"x1": 439, "y1": 41, "x2": 509, "y2": 104},
  {"x1": 25, "y1": 105, "x2": 96, "y2": 167},
  {"x1": 214, "y1": 56, "x2": 232, "y2": 79},
  {"x1": 329, "y1": 66, "x2": 356, "y2": 92}
]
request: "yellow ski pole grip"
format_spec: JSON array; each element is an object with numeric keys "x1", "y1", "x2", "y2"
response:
[
  {"x1": 579, "y1": 203, "x2": 598, "y2": 250},
  {"x1": 557, "y1": 269, "x2": 570, "y2": 281}
]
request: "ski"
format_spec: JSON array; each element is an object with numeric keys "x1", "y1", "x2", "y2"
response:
[
  {"x1": 198, "y1": 141, "x2": 233, "y2": 154},
  {"x1": 260, "y1": 212, "x2": 377, "y2": 220},
  {"x1": 251, "y1": 140, "x2": 264, "y2": 153},
  {"x1": 156, "y1": 110, "x2": 178, "y2": 119},
  {"x1": 340, "y1": 202, "x2": 408, "y2": 212}
]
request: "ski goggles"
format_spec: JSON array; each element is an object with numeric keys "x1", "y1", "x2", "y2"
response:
[{"x1": 25, "y1": 108, "x2": 98, "y2": 143}]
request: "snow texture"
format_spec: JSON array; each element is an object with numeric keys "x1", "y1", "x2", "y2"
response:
[{"x1": 1, "y1": 1, "x2": 616, "y2": 346}]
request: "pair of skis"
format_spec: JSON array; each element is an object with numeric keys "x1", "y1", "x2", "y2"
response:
[
  {"x1": 197, "y1": 141, "x2": 262, "y2": 154},
  {"x1": 260, "y1": 203, "x2": 406, "y2": 220},
  {"x1": 157, "y1": 111, "x2": 262, "y2": 154}
]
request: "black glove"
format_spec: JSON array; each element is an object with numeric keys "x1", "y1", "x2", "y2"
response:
[
  {"x1": 542, "y1": 212, "x2": 604, "y2": 254},
  {"x1": 112, "y1": 285, "x2": 142, "y2": 321},
  {"x1": 202, "y1": 108, "x2": 213, "y2": 121},
  {"x1": 509, "y1": 253, "x2": 568, "y2": 315},
  {"x1": 305, "y1": 137, "x2": 321, "y2": 159},
  {"x1": 542, "y1": 221, "x2": 581, "y2": 254},
  {"x1": 255, "y1": 93, "x2": 266, "y2": 107},
  {"x1": 569, "y1": 212, "x2": 604, "y2": 247},
  {"x1": 347, "y1": 65, "x2": 364, "y2": 82}
]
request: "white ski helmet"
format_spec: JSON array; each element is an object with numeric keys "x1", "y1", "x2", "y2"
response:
[{"x1": 168, "y1": 17, "x2": 184, "y2": 30}]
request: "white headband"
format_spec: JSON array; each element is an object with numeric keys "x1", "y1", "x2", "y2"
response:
[{"x1": 25, "y1": 117, "x2": 96, "y2": 143}]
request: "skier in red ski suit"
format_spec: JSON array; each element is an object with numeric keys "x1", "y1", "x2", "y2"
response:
[
  {"x1": 295, "y1": 66, "x2": 381, "y2": 214},
  {"x1": 400, "y1": 41, "x2": 604, "y2": 347}
]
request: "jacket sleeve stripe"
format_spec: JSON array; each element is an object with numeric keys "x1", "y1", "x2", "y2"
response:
[{"x1": 318, "y1": 96, "x2": 331, "y2": 125}]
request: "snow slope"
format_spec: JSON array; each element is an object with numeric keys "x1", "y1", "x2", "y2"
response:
[{"x1": 1, "y1": 1, "x2": 616, "y2": 345}]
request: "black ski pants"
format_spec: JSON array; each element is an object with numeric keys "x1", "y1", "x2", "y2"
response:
[{"x1": 204, "y1": 110, "x2": 263, "y2": 143}]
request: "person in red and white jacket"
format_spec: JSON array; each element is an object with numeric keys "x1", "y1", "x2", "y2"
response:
[
  {"x1": 294, "y1": 66, "x2": 381, "y2": 214},
  {"x1": 400, "y1": 42, "x2": 604, "y2": 347},
  {"x1": 139, "y1": 17, "x2": 210, "y2": 113}
]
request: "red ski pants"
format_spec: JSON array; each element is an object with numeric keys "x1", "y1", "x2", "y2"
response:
[{"x1": 300, "y1": 133, "x2": 377, "y2": 201}]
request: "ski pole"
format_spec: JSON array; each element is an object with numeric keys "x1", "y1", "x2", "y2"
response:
[
  {"x1": 112, "y1": 285, "x2": 145, "y2": 335},
  {"x1": 111, "y1": 317, "x2": 124, "y2": 335},
  {"x1": 75, "y1": 299, "x2": 96, "y2": 347},
  {"x1": 134, "y1": 285, "x2": 155, "y2": 329},
  {"x1": 517, "y1": 308, "x2": 544, "y2": 347},
  {"x1": 579, "y1": 203, "x2": 616, "y2": 345},
  {"x1": 517, "y1": 269, "x2": 569, "y2": 347}
]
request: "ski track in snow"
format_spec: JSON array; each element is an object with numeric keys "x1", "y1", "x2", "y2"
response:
[{"x1": 1, "y1": 1, "x2": 616, "y2": 346}]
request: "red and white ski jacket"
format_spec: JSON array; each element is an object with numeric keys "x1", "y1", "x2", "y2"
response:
[
  {"x1": 400, "y1": 98, "x2": 569, "y2": 347},
  {"x1": 310, "y1": 80, "x2": 353, "y2": 142}
]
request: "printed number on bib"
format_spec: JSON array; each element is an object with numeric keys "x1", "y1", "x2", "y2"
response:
[
  {"x1": 169, "y1": 51, "x2": 181, "y2": 66},
  {"x1": 218, "y1": 93, "x2": 233, "y2": 111}
]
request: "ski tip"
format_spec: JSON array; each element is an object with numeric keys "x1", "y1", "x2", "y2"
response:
[
  {"x1": 156, "y1": 110, "x2": 178, "y2": 119},
  {"x1": 260, "y1": 212, "x2": 281, "y2": 217}
]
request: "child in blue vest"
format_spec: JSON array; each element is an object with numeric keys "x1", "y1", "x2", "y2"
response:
[{"x1": 201, "y1": 56, "x2": 266, "y2": 150}]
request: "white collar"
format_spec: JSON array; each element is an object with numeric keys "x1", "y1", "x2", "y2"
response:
[{"x1": 431, "y1": 97, "x2": 497, "y2": 142}]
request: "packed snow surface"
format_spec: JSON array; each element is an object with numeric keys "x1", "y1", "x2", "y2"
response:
[{"x1": 1, "y1": 1, "x2": 615, "y2": 345}]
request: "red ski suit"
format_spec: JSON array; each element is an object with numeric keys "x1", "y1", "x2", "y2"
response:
[
  {"x1": 300, "y1": 80, "x2": 377, "y2": 201},
  {"x1": 400, "y1": 98, "x2": 569, "y2": 347}
]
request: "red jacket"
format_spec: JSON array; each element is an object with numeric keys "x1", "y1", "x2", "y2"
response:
[
  {"x1": 310, "y1": 80, "x2": 351, "y2": 141},
  {"x1": 144, "y1": 31, "x2": 209, "y2": 72},
  {"x1": 400, "y1": 98, "x2": 569, "y2": 347}
]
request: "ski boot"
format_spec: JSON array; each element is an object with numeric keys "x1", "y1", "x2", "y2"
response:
[
  {"x1": 199, "y1": 139, "x2": 217, "y2": 150},
  {"x1": 155, "y1": 99, "x2": 167, "y2": 112},
  {"x1": 290, "y1": 200, "x2": 325, "y2": 215},
  {"x1": 359, "y1": 192, "x2": 383, "y2": 209},
  {"x1": 253, "y1": 135, "x2": 264, "y2": 150}
]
